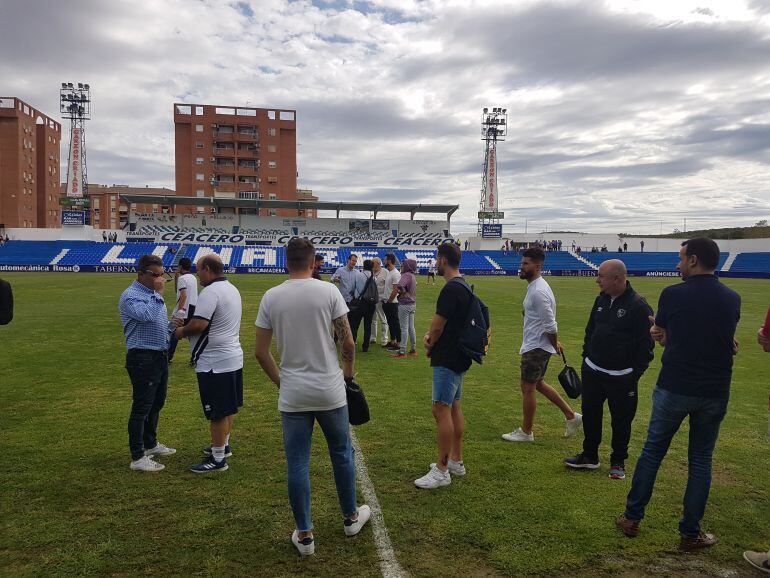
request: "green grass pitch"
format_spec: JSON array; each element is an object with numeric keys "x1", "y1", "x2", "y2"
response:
[{"x1": 0, "y1": 273, "x2": 768, "y2": 576}]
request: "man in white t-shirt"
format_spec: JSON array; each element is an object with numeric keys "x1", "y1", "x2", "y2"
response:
[
  {"x1": 426, "y1": 256, "x2": 436, "y2": 285},
  {"x1": 382, "y1": 252, "x2": 401, "y2": 351},
  {"x1": 172, "y1": 254, "x2": 243, "y2": 473},
  {"x1": 502, "y1": 247, "x2": 582, "y2": 443},
  {"x1": 255, "y1": 238, "x2": 371, "y2": 556},
  {"x1": 168, "y1": 257, "x2": 198, "y2": 363}
]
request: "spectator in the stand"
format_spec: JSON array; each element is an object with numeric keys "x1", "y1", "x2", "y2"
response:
[
  {"x1": 618, "y1": 246, "x2": 623, "y2": 252},
  {"x1": 623, "y1": 242, "x2": 628, "y2": 252},
  {"x1": 572, "y1": 241, "x2": 576, "y2": 252},
  {"x1": 383, "y1": 253, "x2": 401, "y2": 351},
  {"x1": 392, "y1": 259, "x2": 418, "y2": 359},
  {"x1": 558, "y1": 240, "x2": 563, "y2": 251},
  {"x1": 103, "y1": 231, "x2": 108, "y2": 242},
  {"x1": 0, "y1": 278, "x2": 13, "y2": 325},
  {"x1": 348, "y1": 260, "x2": 376, "y2": 352},
  {"x1": 464, "y1": 240, "x2": 469, "y2": 251},
  {"x1": 330, "y1": 254, "x2": 359, "y2": 304},
  {"x1": 312, "y1": 254, "x2": 324, "y2": 280},
  {"x1": 370, "y1": 258, "x2": 389, "y2": 347},
  {"x1": 640, "y1": 240, "x2": 645, "y2": 252}
]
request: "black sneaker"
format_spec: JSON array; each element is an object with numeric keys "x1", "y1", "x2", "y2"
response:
[
  {"x1": 203, "y1": 444, "x2": 232, "y2": 458},
  {"x1": 189, "y1": 455, "x2": 228, "y2": 474},
  {"x1": 563, "y1": 453, "x2": 600, "y2": 470}
]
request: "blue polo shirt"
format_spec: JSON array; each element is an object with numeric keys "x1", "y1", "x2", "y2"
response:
[
  {"x1": 331, "y1": 266, "x2": 359, "y2": 303},
  {"x1": 119, "y1": 281, "x2": 169, "y2": 351},
  {"x1": 655, "y1": 274, "x2": 740, "y2": 398}
]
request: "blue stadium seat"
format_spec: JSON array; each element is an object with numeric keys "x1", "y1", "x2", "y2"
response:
[
  {"x1": 729, "y1": 253, "x2": 770, "y2": 273},
  {"x1": 583, "y1": 252, "x2": 729, "y2": 271}
]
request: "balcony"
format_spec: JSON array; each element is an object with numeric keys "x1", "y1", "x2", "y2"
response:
[{"x1": 213, "y1": 145, "x2": 235, "y2": 155}]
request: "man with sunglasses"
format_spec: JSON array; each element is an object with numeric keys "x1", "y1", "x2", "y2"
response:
[{"x1": 119, "y1": 254, "x2": 177, "y2": 472}]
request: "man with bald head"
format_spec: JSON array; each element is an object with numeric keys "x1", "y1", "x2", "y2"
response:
[
  {"x1": 172, "y1": 254, "x2": 243, "y2": 473},
  {"x1": 564, "y1": 259, "x2": 654, "y2": 480}
]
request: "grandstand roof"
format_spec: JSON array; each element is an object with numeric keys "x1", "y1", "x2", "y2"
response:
[{"x1": 119, "y1": 195, "x2": 459, "y2": 219}]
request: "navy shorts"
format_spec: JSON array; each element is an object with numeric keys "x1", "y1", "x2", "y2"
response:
[{"x1": 197, "y1": 368, "x2": 243, "y2": 420}]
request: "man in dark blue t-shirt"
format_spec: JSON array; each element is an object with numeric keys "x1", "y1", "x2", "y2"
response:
[
  {"x1": 414, "y1": 242, "x2": 472, "y2": 490},
  {"x1": 617, "y1": 238, "x2": 741, "y2": 551}
]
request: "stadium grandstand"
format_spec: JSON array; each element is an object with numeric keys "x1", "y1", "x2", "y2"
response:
[{"x1": 1, "y1": 198, "x2": 769, "y2": 277}]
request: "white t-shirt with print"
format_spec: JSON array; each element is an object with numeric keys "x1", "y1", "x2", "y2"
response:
[
  {"x1": 190, "y1": 278, "x2": 243, "y2": 373},
  {"x1": 174, "y1": 273, "x2": 198, "y2": 314},
  {"x1": 256, "y1": 278, "x2": 349, "y2": 412},
  {"x1": 520, "y1": 276, "x2": 558, "y2": 355}
]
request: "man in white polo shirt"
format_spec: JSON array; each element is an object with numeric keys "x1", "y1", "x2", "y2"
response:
[
  {"x1": 502, "y1": 246, "x2": 582, "y2": 442},
  {"x1": 168, "y1": 257, "x2": 198, "y2": 364},
  {"x1": 255, "y1": 238, "x2": 370, "y2": 556},
  {"x1": 172, "y1": 254, "x2": 243, "y2": 473}
]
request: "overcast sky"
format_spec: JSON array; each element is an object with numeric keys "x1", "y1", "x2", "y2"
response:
[{"x1": 2, "y1": 0, "x2": 770, "y2": 234}]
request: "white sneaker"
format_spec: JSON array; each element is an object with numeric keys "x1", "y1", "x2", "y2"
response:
[
  {"x1": 564, "y1": 413, "x2": 583, "y2": 438},
  {"x1": 502, "y1": 428, "x2": 534, "y2": 442},
  {"x1": 430, "y1": 459, "x2": 466, "y2": 476},
  {"x1": 130, "y1": 455, "x2": 165, "y2": 472},
  {"x1": 414, "y1": 465, "x2": 451, "y2": 489},
  {"x1": 144, "y1": 443, "x2": 177, "y2": 457},
  {"x1": 344, "y1": 504, "x2": 371, "y2": 536},
  {"x1": 291, "y1": 529, "x2": 315, "y2": 556}
]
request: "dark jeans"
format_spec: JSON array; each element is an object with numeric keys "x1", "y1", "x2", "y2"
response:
[
  {"x1": 348, "y1": 302, "x2": 375, "y2": 350},
  {"x1": 126, "y1": 349, "x2": 169, "y2": 460},
  {"x1": 382, "y1": 301, "x2": 400, "y2": 342},
  {"x1": 624, "y1": 386, "x2": 728, "y2": 537},
  {"x1": 167, "y1": 304, "x2": 195, "y2": 361},
  {"x1": 581, "y1": 363, "x2": 638, "y2": 463}
]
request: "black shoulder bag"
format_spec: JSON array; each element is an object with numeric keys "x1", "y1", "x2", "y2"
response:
[
  {"x1": 558, "y1": 352, "x2": 582, "y2": 399},
  {"x1": 345, "y1": 377, "x2": 370, "y2": 425}
]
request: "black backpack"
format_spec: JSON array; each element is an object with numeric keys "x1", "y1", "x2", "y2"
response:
[
  {"x1": 351, "y1": 274, "x2": 379, "y2": 307},
  {"x1": 450, "y1": 277, "x2": 491, "y2": 364}
]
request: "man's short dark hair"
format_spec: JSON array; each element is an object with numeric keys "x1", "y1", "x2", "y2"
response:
[
  {"x1": 522, "y1": 247, "x2": 545, "y2": 263},
  {"x1": 437, "y1": 242, "x2": 461, "y2": 268},
  {"x1": 286, "y1": 238, "x2": 315, "y2": 271},
  {"x1": 384, "y1": 252, "x2": 397, "y2": 265},
  {"x1": 138, "y1": 254, "x2": 163, "y2": 271},
  {"x1": 682, "y1": 237, "x2": 720, "y2": 270},
  {"x1": 314, "y1": 254, "x2": 324, "y2": 263},
  {"x1": 179, "y1": 257, "x2": 192, "y2": 270},
  {"x1": 199, "y1": 255, "x2": 224, "y2": 275},
  {"x1": 349, "y1": 253, "x2": 358, "y2": 261},
  {"x1": 363, "y1": 259, "x2": 374, "y2": 271}
]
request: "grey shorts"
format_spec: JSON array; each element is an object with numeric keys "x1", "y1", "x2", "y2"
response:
[{"x1": 520, "y1": 348, "x2": 551, "y2": 383}]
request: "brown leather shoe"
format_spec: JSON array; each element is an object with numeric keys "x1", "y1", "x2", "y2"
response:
[
  {"x1": 680, "y1": 532, "x2": 717, "y2": 551},
  {"x1": 616, "y1": 514, "x2": 640, "y2": 537}
]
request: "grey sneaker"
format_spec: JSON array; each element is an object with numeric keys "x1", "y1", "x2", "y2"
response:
[
  {"x1": 563, "y1": 453, "x2": 600, "y2": 470},
  {"x1": 144, "y1": 443, "x2": 176, "y2": 457},
  {"x1": 609, "y1": 463, "x2": 626, "y2": 479}
]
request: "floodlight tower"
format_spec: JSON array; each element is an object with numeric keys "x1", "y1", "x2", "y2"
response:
[
  {"x1": 60, "y1": 82, "x2": 91, "y2": 198},
  {"x1": 478, "y1": 107, "x2": 507, "y2": 236}
]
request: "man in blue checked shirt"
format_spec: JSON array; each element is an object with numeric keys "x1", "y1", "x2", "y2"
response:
[{"x1": 119, "y1": 254, "x2": 178, "y2": 472}]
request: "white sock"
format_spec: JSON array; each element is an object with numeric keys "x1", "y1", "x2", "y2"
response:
[
  {"x1": 225, "y1": 434, "x2": 230, "y2": 446},
  {"x1": 212, "y1": 445, "x2": 226, "y2": 462}
]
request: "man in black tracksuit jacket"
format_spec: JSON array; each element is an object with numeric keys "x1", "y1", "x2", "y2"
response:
[{"x1": 564, "y1": 259, "x2": 654, "y2": 479}]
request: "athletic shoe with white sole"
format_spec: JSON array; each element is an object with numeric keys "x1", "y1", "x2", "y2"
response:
[
  {"x1": 502, "y1": 428, "x2": 534, "y2": 442},
  {"x1": 414, "y1": 465, "x2": 451, "y2": 489},
  {"x1": 609, "y1": 463, "x2": 626, "y2": 479},
  {"x1": 189, "y1": 455, "x2": 228, "y2": 473},
  {"x1": 564, "y1": 413, "x2": 583, "y2": 438},
  {"x1": 144, "y1": 443, "x2": 176, "y2": 457},
  {"x1": 430, "y1": 459, "x2": 466, "y2": 476},
  {"x1": 743, "y1": 551, "x2": 770, "y2": 574},
  {"x1": 343, "y1": 505, "x2": 372, "y2": 536},
  {"x1": 130, "y1": 455, "x2": 165, "y2": 472},
  {"x1": 202, "y1": 444, "x2": 232, "y2": 458},
  {"x1": 291, "y1": 529, "x2": 315, "y2": 556},
  {"x1": 563, "y1": 453, "x2": 600, "y2": 470}
]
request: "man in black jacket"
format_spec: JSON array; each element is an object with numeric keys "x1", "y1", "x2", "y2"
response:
[
  {"x1": 0, "y1": 278, "x2": 12, "y2": 325},
  {"x1": 564, "y1": 259, "x2": 653, "y2": 480}
]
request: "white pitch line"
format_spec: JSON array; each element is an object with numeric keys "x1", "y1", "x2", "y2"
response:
[{"x1": 350, "y1": 429, "x2": 408, "y2": 578}]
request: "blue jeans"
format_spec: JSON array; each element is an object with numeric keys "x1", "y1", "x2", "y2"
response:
[
  {"x1": 281, "y1": 405, "x2": 357, "y2": 532},
  {"x1": 624, "y1": 387, "x2": 728, "y2": 537}
]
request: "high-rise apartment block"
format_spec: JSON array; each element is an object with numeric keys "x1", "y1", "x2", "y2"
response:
[
  {"x1": 174, "y1": 103, "x2": 300, "y2": 216},
  {"x1": 0, "y1": 97, "x2": 62, "y2": 228}
]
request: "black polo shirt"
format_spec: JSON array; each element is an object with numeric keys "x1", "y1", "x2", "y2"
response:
[{"x1": 655, "y1": 274, "x2": 740, "y2": 398}]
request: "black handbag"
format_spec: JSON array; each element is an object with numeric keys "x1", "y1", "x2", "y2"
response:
[
  {"x1": 345, "y1": 377, "x2": 370, "y2": 425},
  {"x1": 558, "y1": 352, "x2": 582, "y2": 399}
]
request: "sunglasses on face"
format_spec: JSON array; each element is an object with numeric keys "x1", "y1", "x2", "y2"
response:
[{"x1": 142, "y1": 270, "x2": 164, "y2": 278}]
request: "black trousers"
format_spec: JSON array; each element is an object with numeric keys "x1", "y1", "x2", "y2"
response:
[
  {"x1": 167, "y1": 304, "x2": 195, "y2": 361},
  {"x1": 581, "y1": 362, "x2": 639, "y2": 464},
  {"x1": 348, "y1": 303, "x2": 375, "y2": 351},
  {"x1": 126, "y1": 349, "x2": 169, "y2": 460},
  {"x1": 382, "y1": 302, "x2": 400, "y2": 342}
]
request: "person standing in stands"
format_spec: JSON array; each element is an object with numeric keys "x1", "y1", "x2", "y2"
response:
[
  {"x1": 312, "y1": 254, "x2": 324, "y2": 280},
  {"x1": 103, "y1": 231, "x2": 107, "y2": 242},
  {"x1": 392, "y1": 259, "x2": 418, "y2": 358},
  {"x1": 563, "y1": 260, "x2": 653, "y2": 480},
  {"x1": 617, "y1": 238, "x2": 741, "y2": 551},
  {"x1": 330, "y1": 254, "x2": 359, "y2": 305},
  {"x1": 254, "y1": 238, "x2": 371, "y2": 556},
  {"x1": 369, "y1": 257, "x2": 389, "y2": 347},
  {"x1": 174, "y1": 255, "x2": 243, "y2": 473},
  {"x1": 347, "y1": 259, "x2": 376, "y2": 352},
  {"x1": 414, "y1": 243, "x2": 471, "y2": 489},
  {"x1": 383, "y1": 253, "x2": 401, "y2": 351},
  {"x1": 640, "y1": 240, "x2": 645, "y2": 252},
  {"x1": 119, "y1": 255, "x2": 177, "y2": 472},
  {"x1": 168, "y1": 257, "x2": 198, "y2": 364},
  {"x1": 502, "y1": 247, "x2": 582, "y2": 442}
]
